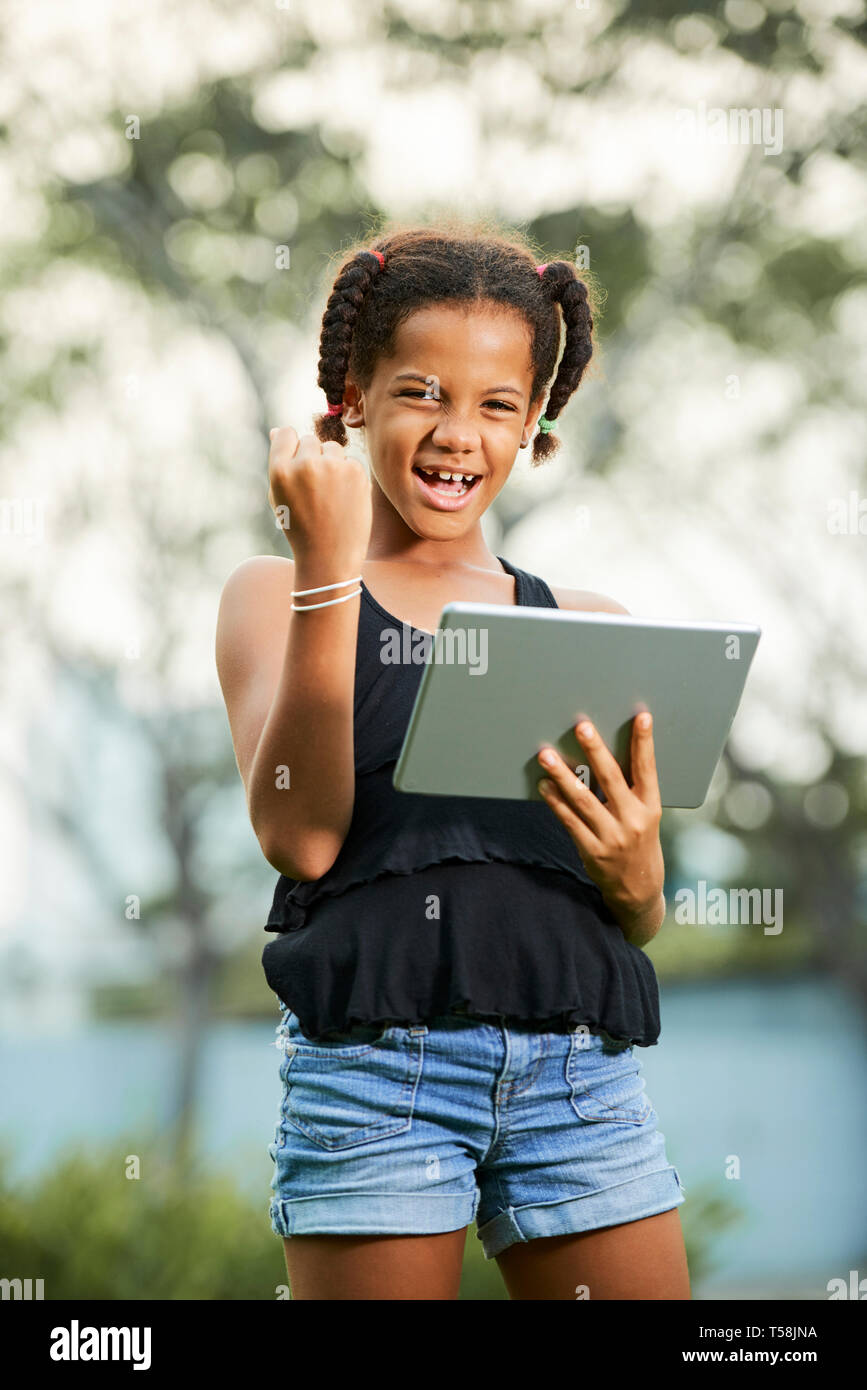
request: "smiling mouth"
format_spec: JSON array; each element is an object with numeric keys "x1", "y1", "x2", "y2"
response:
[{"x1": 411, "y1": 465, "x2": 482, "y2": 496}]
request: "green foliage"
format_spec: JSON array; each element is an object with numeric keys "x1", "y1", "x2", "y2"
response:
[
  {"x1": 0, "y1": 1139, "x2": 735, "y2": 1299},
  {"x1": 0, "y1": 1140, "x2": 282, "y2": 1301},
  {"x1": 644, "y1": 915, "x2": 816, "y2": 980}
]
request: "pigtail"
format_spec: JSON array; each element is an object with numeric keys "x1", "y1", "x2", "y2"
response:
[
  {"x1": 311, "y1": 225, "x2": 596, "y2": 468},
  {"x1": 313, "y1": 248, "x2": 385, "y2": 447},
  {"x1": 531, "y1": 263, "x2": 594, "y2": 466}
]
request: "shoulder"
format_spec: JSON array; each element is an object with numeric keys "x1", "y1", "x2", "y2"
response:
[
  {"x1": 218, "y1": 553, "x2": 295, "y2": 609},
  {"x1": 220, "y1": 552, "x2": 295, "y2": 590},
  {"x1": 547, "y1": 582, "x2": 631, "y2": 616},
  {"x1": 216, "y1": 555, "x2": 295, "y2": 667}
]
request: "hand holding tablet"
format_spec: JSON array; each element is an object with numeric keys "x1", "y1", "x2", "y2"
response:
[
  {"x1": 536, "y1": 712, "x2": 665, "y2": 919},
  {"x1": 392, "y1": 604, "x2": 761, "y2": 809}
]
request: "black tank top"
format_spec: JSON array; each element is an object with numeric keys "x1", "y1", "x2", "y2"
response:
[{"x1": 261, "y1": 556, "x2": 661, "y2": 1045}]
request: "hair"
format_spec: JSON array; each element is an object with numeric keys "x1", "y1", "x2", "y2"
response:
[{"x1": 312, "y1": 213, "x2": 602, "y2": 467}]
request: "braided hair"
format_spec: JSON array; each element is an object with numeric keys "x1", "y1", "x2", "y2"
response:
[{"x1": 313, "y1": 219, "x2": 600, "y2": 466}]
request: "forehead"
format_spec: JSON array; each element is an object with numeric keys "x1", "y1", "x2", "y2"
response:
[{"x1": 378, "y1": 302, "x2": 533, "y2": 382}]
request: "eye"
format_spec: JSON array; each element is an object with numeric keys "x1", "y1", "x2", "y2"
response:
[{"x1": 397, "y1": 391, "x2": 515, "y2": 412}]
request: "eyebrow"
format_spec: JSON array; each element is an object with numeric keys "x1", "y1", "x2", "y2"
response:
[{"x1": 392, "y1": 372, "x2": 524, "y2": 398}]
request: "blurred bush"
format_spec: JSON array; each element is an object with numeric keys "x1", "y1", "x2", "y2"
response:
[{"x1": 0, "y1": 1140, "x2": 738, "y2": 1298}]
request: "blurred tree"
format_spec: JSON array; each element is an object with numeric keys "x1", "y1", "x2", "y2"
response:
[{"x1": 1, "y1": 0, "x2": 864, "y2": 1181}]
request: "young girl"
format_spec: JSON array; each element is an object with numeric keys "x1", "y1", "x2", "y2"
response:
[{"x1": 216, "y1": 221, "x2": 689, "y2": 1301}]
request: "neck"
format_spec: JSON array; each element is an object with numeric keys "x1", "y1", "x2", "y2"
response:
[{"x1": 367, "y1": 498, "x2": 500, "y2": 573}]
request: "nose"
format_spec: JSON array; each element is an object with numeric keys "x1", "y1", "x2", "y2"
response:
[{"x1": 429, "y1": 408, "x2": 480, "y2": 452}]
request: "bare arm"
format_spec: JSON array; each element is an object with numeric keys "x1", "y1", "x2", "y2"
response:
[
  {"x1": 215, "y1": 427, "x2": 372, "y2": 880},
  {"x1": 215, "y1": 553, "x2": 361, "y2": 880},
  {"x1": 607, "y1": 890, "x2": 666, "y2": 949}
]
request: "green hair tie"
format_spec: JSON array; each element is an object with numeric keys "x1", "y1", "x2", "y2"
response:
[{"x1": 538, "y1": 415, "x2": 557, "y2": 433}]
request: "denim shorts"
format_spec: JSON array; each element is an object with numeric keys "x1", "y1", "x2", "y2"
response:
[{"x1": 267, "y1": 1002, "x2": 686, "y2": 1260}]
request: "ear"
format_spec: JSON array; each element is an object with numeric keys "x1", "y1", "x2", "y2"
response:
[
  {"x1": 523, "y1": 397, "x2": 545, "y2": 437},
  {"x1": 341, "y1": 378, "x2": 364, "y2": 429}
]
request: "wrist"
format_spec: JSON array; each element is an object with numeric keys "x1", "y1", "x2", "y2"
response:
[
  {"x1": 604, "y1": 889, "x2": 666, "y2": 947},
  {"x1": 291, "y1": 554, "x2": 365, "y2": 588}
]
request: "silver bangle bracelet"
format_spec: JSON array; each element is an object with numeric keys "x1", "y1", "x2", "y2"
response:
[
  {"x1": 291, "y1": 576, "x2": 363, "y2": 597},
  {"x1": 291, "y1": 587, "x2": 362, "y2": 611}
]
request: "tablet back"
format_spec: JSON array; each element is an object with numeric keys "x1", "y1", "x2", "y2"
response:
[{"x1": 391, "y1": 604, "x2": 761, "y2": 809}]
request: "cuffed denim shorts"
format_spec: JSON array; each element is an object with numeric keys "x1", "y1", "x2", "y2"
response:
[{"x1": 267, "y1": 1002, "x2": 686, "y2": 1260}]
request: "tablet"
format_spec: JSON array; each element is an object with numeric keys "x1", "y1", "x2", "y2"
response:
[{"x1": 391, "y1": 604, "x2": 761, "y2": 809}]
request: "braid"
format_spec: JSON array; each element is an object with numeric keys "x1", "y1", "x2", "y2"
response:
[
  {"x1": 313, "y1": 248, "x2": 385, "y2": 447},
  {"x1": 531, "y1": 262, "x2": 594, "y2": 466},
  {"x1": 310, "y1": 221, "x2": 601, "y2": 469}
]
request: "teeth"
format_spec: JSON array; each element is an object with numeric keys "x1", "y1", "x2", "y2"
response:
[{"x1": 420, "y1": 468, "x2": 476, "y2": 482}]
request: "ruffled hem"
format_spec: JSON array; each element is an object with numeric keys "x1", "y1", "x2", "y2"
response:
[
  {"x1": 298, "y1": 998, "x2": 657, "y2": 1049},
  {"x1": 266, "y1": 850, "x2": 608, "y2": 932},
  {"x1": 266, "y1": 754, "x2": 599, "y2": 931},
  {"x1": 262, "y1": 860, "x2": 660, "y2": 1047}
]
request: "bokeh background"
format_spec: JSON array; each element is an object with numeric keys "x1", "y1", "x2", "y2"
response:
[{"x1": 1, "y1": 0, "x2": 865, "y2": 1300}]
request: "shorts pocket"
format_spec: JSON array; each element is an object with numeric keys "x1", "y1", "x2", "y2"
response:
[
  {"x1": 565, "y1": 1031, "x2": 652, "y2": 1125},
  {"x1": 279, "y1": 1017, "x2": 426, "y2": 1151}
]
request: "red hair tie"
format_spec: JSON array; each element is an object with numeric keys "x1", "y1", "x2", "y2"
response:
[
  {"x1": 370, "y1": 249, "x2": 384, "y2": 267},
  {"x1": 536, "y1": 264, "x2": 548, "y2": 275}
]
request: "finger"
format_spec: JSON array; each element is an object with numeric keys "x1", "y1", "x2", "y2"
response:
[
  {"x1": 629, "y1": 711, "x2": 662, "y2": 812},
  {"x1": 538, "y1": 776, "x2": 606, "y2": 860},
  {"x1": 537, "y1": 747, "x2": 615, "y2": 841},
  {"x1": 572, "y1": 720, "x2": 631, "y2": 814},
  {"x1": 292, "y1": 432, "x2": 325, "y2": 461},
  {"x1": 270, "y1": 426, "x2": 299, "y2": 456}
]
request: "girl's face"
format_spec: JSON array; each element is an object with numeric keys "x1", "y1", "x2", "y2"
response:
[{"x1": 342, "y1": 302, "x2": 544, "y2": 538}]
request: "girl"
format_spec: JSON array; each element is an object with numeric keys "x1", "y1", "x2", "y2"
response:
[{"x1": 216, "y1": 220, "x2": 689, "y2": 1300}]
